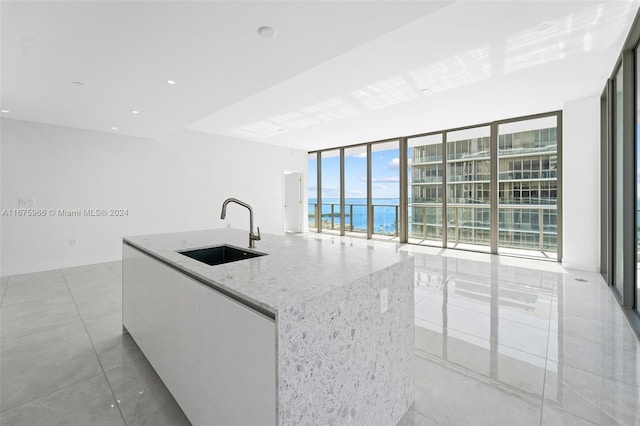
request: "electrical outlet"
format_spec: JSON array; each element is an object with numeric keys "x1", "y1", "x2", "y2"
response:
[
  {"x1": 69, "y1": 239, "x2": 76, "y2": 247},
  {"x1": 380, "y1": 288, "x2": 389, "y2": 313}
]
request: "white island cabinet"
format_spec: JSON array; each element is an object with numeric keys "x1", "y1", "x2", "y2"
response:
[
  {"x1": 123, "y1": 244, "x2": 276, "y2": 425},
  {"x1": 123, "y1": 228, "x2": 414, "y2": 426}
]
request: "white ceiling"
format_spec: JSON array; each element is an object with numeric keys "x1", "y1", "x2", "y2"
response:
[{"x1": 2, "y1": 1, "x2": 639, "y2": 151}]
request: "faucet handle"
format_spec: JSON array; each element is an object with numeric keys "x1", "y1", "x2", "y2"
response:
[{"x1": 254, "y1": 227, "x2": 261, "y2": 241}]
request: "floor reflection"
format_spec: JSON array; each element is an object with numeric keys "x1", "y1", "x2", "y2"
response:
[{"x1": 407, "y1": 247, "x2": 640, "y2": 425}]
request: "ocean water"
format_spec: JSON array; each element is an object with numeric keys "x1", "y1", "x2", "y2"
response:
[{"x1": 308, "y1": 198, "x2": 400, "y2": 234}]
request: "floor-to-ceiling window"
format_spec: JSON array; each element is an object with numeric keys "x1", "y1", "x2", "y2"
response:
[
  {"x1": 408, "y1": 134, "x2": 443, "y2": 246},
  {"x1": 497, "y1": 116, "x2": 559, "y2": 257},
  {"x1": 344, "y1": 145, "x2": 368, "y2": 235},
  {"x1": 308, "y1": 112, "x2": 561, "y2": 261},
  {"x1": 446, "y1": 126, "x2": 491, "y2": 251},
  {"x1": 308, "y1": 153, "x2": 318, "y2": 231},
  {"x1": 601, "y1": 15, "x2": 640, "y2": 336},
  {"x1": 614, "y1": 65, "x2": 625, "y2": 297},
  {"x1": 637, "y1": 45, "x2": 640, "y2": 312},
  {"x1": 371, "y1": 141, "x2": 400, "y2": 239},
  {"x1": 320, "y1": 150, "x2": 341, "y2": 233}
]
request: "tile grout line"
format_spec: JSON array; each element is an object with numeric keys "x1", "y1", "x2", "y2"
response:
[
  {"x1": 413, "y1": 316, "x2": 551, "y2": 361},
  {"x1": 1, "y1": 274, "x2": 84, "y2": 345},
  {"x1": 548, "y1": 318, "x2": 640, "y2": 356},
  {"x1": 104, "y1": 263, "x2": 122, "y2": 281},
  {"x1": 411, "y1": 271, "x2": 446, "y2": 426},
  {"x1": 0, "y1": 276, "x2": 10, "y2": 309},
  {"x1": 542, "y1": 289, "x2": 604, "y2": 426},
  {"x1": 543, "y1": 351, "x2": 639, "y2": 386},
  {"x1": 0, "y1": 372, "x2": 106, "y2": 415},
  {"x1": 0, "y1": 276, "x2": 11, "y2": 308},
  {"x1": 60, "y1": 268, "x2": 128, "y2": 426},
  {"x1": 421, "y1": 296, "x2": 554, "y2": 333},
  {"x1": 538, "y1": 286, "x2": 554, "y2": 426},
  {"x1": 0, "y1": 319, "x2": 82, "y2": 344},
  {"x1": 0, "y1": 272, "x2": 104, "y2": 414}
]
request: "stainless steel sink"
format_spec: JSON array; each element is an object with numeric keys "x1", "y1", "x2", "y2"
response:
[{"x1": 178, "y1": 244, "x2": 266, "y2": 266}]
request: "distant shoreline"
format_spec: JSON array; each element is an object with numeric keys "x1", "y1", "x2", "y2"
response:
[{"x1": 308, "y1": 198, "x2": 399, "y2": 234}]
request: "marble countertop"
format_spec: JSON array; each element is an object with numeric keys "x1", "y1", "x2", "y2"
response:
[{"x1": 124, "y1": 228, "x2": 410, "y2": 316}]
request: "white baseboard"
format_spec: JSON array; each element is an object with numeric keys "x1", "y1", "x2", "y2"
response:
[
  {"x1": 561, "y1": 259, "x2": 601, "y2": 273},
  {"x1": 1, "y1": 255, "x2": 121, "y2": 277}
]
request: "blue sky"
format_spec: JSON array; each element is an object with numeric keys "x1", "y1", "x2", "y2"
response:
[{"x1": 308, "y1": 147, "x2": 401, "y2": 200}]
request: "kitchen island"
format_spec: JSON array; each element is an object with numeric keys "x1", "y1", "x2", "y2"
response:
[{"x1": 122, "y1": 228, "x2": 414, "y2": 426}]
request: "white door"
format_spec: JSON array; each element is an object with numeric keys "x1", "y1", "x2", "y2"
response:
[{"x1": 284, "y1": 172, "x2": 302, "y2": 233}]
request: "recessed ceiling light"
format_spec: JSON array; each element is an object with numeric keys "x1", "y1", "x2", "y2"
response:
[
  {"x1": 258, "y1": 26, "x2": 276, "y2": 38},
  {"x1": 1, "y1": 109, "x2": 10, "y2": 113},
  {"x1": 165, "y1": 79, "x2": 176, "y2": 85},
  {"x1": 111, "y1": 126, "x2": 119, "y2": 131},
  {"x1": 130, "y1": 110, "x2": 139, "y2": 114}
]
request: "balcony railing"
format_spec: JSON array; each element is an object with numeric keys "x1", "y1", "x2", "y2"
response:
[
  {"x1": 637, "y1": 209, "x2": 640, "y2": 258},
  {"x1": 409, "y1": 203, "x2": 557, "y2": 252},
  {"x1": 308, "y1": 203, "x2": 399, "y2": 236},
  {"x1": 309, "y1": 202, "x2": 558, "y2": 252},
  {"x1": 412, "y1": 155, "x2": 442, "y2": 165},
  {"x1": 498, "y1": 170, "x2": 558, "y2": 180},
  {"x1": 411, "y1": 177, "x2": 443, "y2": 184},
  {"x1": 497, "y1": 144, "x2": 557, "y2": 157}
]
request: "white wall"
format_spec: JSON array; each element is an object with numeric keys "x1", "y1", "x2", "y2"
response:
[
  {"x1": 1, "y1": 119, "x2": 307, "y2": 275},
  {"x1": 562, "y1": 96, "x2": 601, "y2": 272}
]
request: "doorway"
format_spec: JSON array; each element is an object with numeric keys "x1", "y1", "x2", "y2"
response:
[{"x1": 283, "y1": 171, "x2": 303, "y2": 233}]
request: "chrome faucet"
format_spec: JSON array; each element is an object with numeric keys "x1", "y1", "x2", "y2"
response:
[{"x1": 220, "y1": 198, "x2": 261, "y2": 248}]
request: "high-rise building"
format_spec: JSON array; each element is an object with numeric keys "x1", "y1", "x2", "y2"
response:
[{"x1": 409, "y1": 127, "x2": 558, "y2": 253}]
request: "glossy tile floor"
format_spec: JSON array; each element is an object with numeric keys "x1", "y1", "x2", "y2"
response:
[{"x1": 1, "y1": 236, "x2": 639, "y2": 426}]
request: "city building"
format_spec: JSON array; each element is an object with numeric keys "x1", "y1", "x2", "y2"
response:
[{"x1": 409, "y1": 125, "x2": 559, "y2": 253}]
